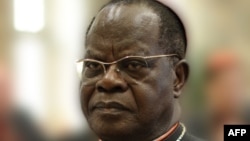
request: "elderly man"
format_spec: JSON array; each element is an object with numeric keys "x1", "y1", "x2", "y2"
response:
[{"x1": 78, "y1": 0, "x2": 202, "y2": 140}]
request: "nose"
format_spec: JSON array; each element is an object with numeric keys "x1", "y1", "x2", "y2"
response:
[{"x1": 96, "y1": 65, "x2": 128, "y2": 93}]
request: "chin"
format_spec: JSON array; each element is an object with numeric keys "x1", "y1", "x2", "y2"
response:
[{"x1": 88, "y1": 115, "x2": 141, "y2": 140}]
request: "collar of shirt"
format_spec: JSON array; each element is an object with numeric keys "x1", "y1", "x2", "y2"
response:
[{"x1": 154, "y1": 122, "x2": 179, "y2": 141}]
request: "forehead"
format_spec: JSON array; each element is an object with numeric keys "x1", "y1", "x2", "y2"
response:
[{"x1": 85, "y1": 3, "x2": 161, "y2": 59}]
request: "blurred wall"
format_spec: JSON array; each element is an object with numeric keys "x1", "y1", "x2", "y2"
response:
[
  {"x1": 0, "y1": 0, "x2": 14, "y2": 59},
  {"x1": 1, "y1": 0, "x2": 109, "y2": 137}
]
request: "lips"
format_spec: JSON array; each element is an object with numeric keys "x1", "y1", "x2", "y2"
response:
[{"x1": 91, "y1": 101, "x2": 129, "y2": 112}]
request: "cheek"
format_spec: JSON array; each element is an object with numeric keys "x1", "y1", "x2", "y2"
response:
[
  {"x1": 131, "y1": 70, "x2": 174, "y2": 121},
  {"x1": 80, "y1": 85, "x2": 95, "y2": 117}
]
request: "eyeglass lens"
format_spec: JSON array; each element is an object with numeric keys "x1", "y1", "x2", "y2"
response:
[{"x1": 82, "y1": 57, "x2": 149, "y2": 79}]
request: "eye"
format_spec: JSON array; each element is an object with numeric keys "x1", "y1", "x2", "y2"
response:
[
  {"x1": 83, "y1": 61, "x2": 103, "y2": 78},
  {"x1": 122, "y1": 59, "x2": 147, "y2": 71},
  {"x1": 85, "y1": 61, "x2": 102, "y2": 70}
]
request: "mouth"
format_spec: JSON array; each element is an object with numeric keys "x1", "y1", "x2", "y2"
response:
[{"x1": 91, "y1": 101, "x2": 130, "y2": 113}]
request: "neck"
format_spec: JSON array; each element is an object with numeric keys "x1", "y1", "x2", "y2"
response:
[
  {"x1": 99, "y1": 123, "x2": 180, "y2": 141},
  {"x1": 148, "y1": 101, "x2": 181, "y2": 141},
  {"x1": 170, "y1": 101, "x2": 181, "y2": 125}
]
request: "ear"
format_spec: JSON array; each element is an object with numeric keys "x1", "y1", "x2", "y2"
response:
[{"x1": 173, "y1": 59, "x2": 189, "y2": 98}]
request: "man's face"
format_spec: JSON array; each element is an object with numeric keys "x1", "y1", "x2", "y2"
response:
[{"x1": 81, "y1": 4, "x2": 176, "y2": 140}]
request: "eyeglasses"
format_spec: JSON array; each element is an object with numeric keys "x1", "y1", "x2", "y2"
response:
[{"x1": 76, "y1": 54, "x2": 178, "y2": 80}]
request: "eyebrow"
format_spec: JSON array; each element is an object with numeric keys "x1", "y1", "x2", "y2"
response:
[
  {"x1": 83, "y1": 41, "x2": 151, "y2": 60},
  {"x1": 116, "y1": 41, "x2": 151, "y2": 55},
  {"x1": 116, "y1": 51, "x2": 146, "y2": 58},
  {"x1": 85, "y1": 50, "x2": 146, "y2": 61},
  {"x1": 84, "y1": 49, "x2": 106, "y2": 61}
]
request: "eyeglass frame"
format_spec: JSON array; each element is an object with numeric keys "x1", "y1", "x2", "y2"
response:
[{"x1": 76, "y1": 54, "x2": 179, "y2": 79}]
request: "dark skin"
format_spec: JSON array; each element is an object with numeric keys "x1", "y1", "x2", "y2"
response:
[{"x1": 81, "y1": 4, "x2": 189, "y2": 141}]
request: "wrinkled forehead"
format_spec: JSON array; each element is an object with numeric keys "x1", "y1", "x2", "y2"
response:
[
  {"x1": 85, "y1": 4, "x2": 161, "y2": 58},
  {"x1": 87, "y1": 3, "x2": 160, "y2": 41}
]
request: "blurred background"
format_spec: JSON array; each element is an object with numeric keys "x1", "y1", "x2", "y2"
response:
[{"x1": 0, "y1": 0, "x2": 249, "y2": 140}]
